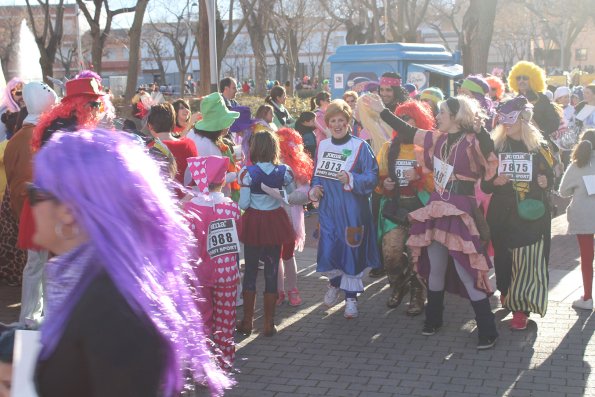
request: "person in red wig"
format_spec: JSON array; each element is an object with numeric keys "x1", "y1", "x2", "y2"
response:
[{"x1": 376, "y1": 100, "x2": 435, "y2": 316}]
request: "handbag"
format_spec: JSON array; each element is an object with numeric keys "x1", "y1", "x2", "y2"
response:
[{"x1": 511, "y1": 153, "x2": 546, "y2": 221}]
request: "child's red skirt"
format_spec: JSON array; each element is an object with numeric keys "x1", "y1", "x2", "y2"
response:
[{"x1": 240, "y1": 207, "x2": 295, "y2": 246}]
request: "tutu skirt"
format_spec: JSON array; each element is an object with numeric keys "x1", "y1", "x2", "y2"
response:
[{"x1": 240, "y1": 207, "x2": 295, "y2": 246}]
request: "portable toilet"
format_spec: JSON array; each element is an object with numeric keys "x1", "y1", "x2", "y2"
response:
[{"x1": 328, "y1": 42, "x2": 463, "y2": 99}]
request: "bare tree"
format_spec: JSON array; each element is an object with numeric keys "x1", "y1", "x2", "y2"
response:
[
  {"x1": 520, "y1": 0, "x2": 594, "y2": 71},
  {"x1": 142, "y1": 30, "x2": 169, "y2": 86},
  {"x1": 57, "y1": 45, "x2": 77, "y2": 78},
  {"x1": 0, "y1": 7, "x2": 27, "y2": 75},
  {"x1": 320, "y1": 0, "x2": 378, "y2": 44},
  {"x1": 215, "y1": 0, "x2": 257, "y2": 74},
  {"x1": 76, "y1": 0, "x2": 135, "y2": 75},
  {"x1": 390, "y1": 0, "x2": 431, "y2": 42},
  {"x1": 267, "y1": 0, "x2": 321, "y2": 94},
  {"x1": 124, "y1": 0, "x2": 150, "y2": 113},
  {"x1": 25, "y1": 0, "x2": 65, "y2": 85},
  {"x1": 238, "y1": 0, "x2": 275, "y2": 95},
  {"x1": 150, "y1": 0, "x2": 197, "y2": 97}
]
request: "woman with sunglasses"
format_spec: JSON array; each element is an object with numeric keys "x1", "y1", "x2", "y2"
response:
[
  {"x1": 30, "y1": 128, "x2": 231, "y2": 396},
  {"x1": 31, "y1": 76, "x2": 109, "y2": 150},
  {"x1": 364, "y1": 93, "x2": 499, "y2": 350},
  {"x1": 375, "y1": 100, "x2": 435, "y2": 316}
]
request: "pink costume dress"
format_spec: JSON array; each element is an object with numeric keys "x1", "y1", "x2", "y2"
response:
[{"x1": 184, "y1": 191, "x2": 241, "y2": 370}]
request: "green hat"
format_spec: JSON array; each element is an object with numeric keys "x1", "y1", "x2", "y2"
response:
[
  {"x1": 194, "y1": 92, "x2": 240, "y2": 131},
  {"x1": 420, "y1": 87, "x2": 444, "y2": 105}
]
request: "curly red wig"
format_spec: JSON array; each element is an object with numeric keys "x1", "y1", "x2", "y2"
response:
[
  {"x1": 276, "y1": 127, "x2": 314, "y2": 185},
  {"x1": 485, "y1": 76, "x2": 505, "y2": 101},
  {"x1": 32, "y1": 95, "x2": 104, "y2": 150},
  {"x1": 395, "y1": 100, "x2": 435, "y2": 132}
]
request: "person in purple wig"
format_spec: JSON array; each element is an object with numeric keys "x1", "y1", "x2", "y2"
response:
[{"x1": 31, "y1": 128, "x2": 232, "y2": 396}]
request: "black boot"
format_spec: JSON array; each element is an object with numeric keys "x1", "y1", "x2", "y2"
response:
[
  {"x1": 471, "y1": 298, "x2": 498, "y2": 350},
  {"x1": 422, "y1": 290, "x2": 444, "y2": 336}
]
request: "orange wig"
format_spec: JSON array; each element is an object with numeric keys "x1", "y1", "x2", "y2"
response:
[{"x1": 276, "y1": 127, "x2": 314, "y2": 185}]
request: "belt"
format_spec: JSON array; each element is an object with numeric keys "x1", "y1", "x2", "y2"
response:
[{"x1": 445, "y1": 180, "x2": 475, "y2": 196}]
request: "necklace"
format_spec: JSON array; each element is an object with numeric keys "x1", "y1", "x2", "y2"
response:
[{"x1": 440, "y1": 132, "x2": 465, "y2": 164}]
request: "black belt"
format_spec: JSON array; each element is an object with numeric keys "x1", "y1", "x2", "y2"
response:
[{"x1": 445, "y1": 180, "x2": 475, "y2": 196}]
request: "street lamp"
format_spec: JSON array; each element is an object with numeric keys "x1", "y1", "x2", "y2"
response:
[{"x1": 205, "y1": 0, "x2": 218, "y2": 92}]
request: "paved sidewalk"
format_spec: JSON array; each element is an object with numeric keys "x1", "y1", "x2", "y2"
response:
[
  {"x1": 0, "y1": 212, "x2": 593, "y2": 396},
  {"x1": 226, "y1": 213, "x2": 595, "y2": 397}
]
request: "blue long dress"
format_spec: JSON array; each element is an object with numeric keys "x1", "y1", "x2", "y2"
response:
[{"x1": 312, "y1": 134, "x2": 381, "y2": 293}]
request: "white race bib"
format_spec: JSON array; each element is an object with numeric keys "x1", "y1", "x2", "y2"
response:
[
  {"x1": 207, "y1": 219, "x2": 240, "y2": 258},
  {"x1": 583, "y1": 175, "x2": 595, "y2": 196},
  {"x1": 498, "y1": 153, "x2": 533, "y2": 182},
  {"x1": 433, "y1": 156, "x2": 453, "y2": 192},
  {"x1": 394, "y1": 159, "x2": 417, "y2": 186},
  {"x1": 315, "y1": 151, "x2": 347, "y2": 180}
]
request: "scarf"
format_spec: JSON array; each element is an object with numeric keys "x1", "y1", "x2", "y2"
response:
[{"x1": 40, "y1": 243, "x2": 99, "y2": 359}]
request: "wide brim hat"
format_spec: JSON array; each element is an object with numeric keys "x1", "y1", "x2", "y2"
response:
[
  {"x1": 229, "y1": 106, "x2": 255, "y2": 133},
  {"x1": 194, "y1": 92, "x2": 240, "y2": 132},
  {"x1": 63, "y1": 77, "x2": 103, "y2": 100}
]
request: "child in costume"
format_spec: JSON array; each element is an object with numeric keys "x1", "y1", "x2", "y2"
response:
[
  {"x1": 184, "y1": 155, "x2": 242, "y2": 371},
  {"x1": 309, "y1": 100, "x2": 381, "y2": 319},
  {"x1": 236, "y1": 130, "x2": 296, "y2": 336},
  {"x1": 262, "y1": 127, "x2": 314, "y2": 306}
]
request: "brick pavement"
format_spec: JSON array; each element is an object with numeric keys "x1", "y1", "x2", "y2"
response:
[
  {"x1": 224, "y1": 212, "x2": 595, "y2": 397},
  {"x1": 1, "y1": 210, "x2": 594, "y2": 396}
]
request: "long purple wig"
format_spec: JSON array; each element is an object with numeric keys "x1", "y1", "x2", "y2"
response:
[
  {"x1": 33, "y1": 128, "x2": 232, "y2": 396},
  {"x1": 2, "y1": 77, "x2": 23, "y2": 112}
]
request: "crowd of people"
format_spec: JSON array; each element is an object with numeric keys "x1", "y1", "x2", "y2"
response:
[{"x1": 0, "y1": 61, "x2": 593, "y2": 394}]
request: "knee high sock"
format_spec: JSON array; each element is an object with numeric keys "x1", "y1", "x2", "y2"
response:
[{"x1": 577, "y1": 234, "x2": 594, "y2": 300}]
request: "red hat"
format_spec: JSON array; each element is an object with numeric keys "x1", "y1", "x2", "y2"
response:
[
  {"x1": 187, "y1": 155, "x2": 230, "y2": 194},
  {"x1": 64, "y1": 77, "x2": 103, "y2": 100}
]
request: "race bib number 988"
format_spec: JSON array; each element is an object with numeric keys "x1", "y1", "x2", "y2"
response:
[{"x1": 207, "y1": 219, "x2": 240, "y2": 258}]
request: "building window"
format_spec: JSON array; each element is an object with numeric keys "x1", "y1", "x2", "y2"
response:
[{"x1": 576, "y1": 48, "x2": 588, "y2": 62}]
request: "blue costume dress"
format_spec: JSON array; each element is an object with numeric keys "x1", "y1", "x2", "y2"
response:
[{"x1": 312, "y1": 134, "x2": 381, "y2": 293}]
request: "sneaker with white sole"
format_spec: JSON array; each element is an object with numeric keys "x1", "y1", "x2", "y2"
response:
[
  {"x1": 324, "y1": 285, "x2": 341, "y2": 307},
  {"x1": 572, "y1": 297, "x2": 593, "y2": 311},
  {"x1": 344, "y1": 298, "x2": 358, "y2": 319}
]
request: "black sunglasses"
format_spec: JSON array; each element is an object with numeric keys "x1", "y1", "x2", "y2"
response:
[
  {"x1": 26, "y1": 183, "x2": 57, "y2": 206},
  {"x1": 88, "y1": 101, "x2": 102, "y2": 109},
  {"x1": 516, "y1": 75, "x2": 529, "y2": 82},
  {"x1": 13, "y1": 90, "x2": 22, "y2": 96}
]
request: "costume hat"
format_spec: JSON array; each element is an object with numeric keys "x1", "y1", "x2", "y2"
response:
[
  {"x1": 194, "y1": 92, "x2": 240, "y2": 132},
  {"x1": 64, "y1": 77, "x2": 103, "y2": 100},
  {"x1": 420, "y1": 87, "x2": 444, "y2": 105},
  {"x1": 187, "y1": 155, "x2": 230, "y2": 194},
  {"x1": 229, "y1": 106, "x2": 255, "y2": 133},
  {"x1": 497, "y1": 96, "x2": 533, "y2": 125}
]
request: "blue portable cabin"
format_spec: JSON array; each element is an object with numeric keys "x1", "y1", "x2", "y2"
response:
[{"x1": 328, "y1": 42, "x2": 463, "y2": 100}]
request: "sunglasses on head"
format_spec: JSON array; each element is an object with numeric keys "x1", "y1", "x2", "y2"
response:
[
  {"x1": 88, "y1": 101, "x2": 102, "y2": 109},
  {"x1": 400, "y1": 115, "x2": 412, "y2": 122},
  {"x1": 516, "y1": 75, "x2": 530, "y2": 82},
  {"x1": 26, "y1": 183, "x2": 57, "y2": 206}
]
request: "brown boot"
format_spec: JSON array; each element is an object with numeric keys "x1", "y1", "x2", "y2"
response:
[
  {"x1": 262, "y1": 292, "x2": 278, "y2": 337},
  {"x1": 386, "y1": 255, "x2": 412, "y2": 308},
  {"x1": 406, "y1": 276, "x2": 426, "y2": 316},
  {"x1": 236, "y1": 290, "x2": 256, "y2": 335}
]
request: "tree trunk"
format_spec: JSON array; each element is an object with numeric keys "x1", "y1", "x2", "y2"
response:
[
  {"x1": 124, "y1": 0, "x2": 149, "y2": 116},
  {"x1": 92, "y1": 31, "x2": 103, "y2": 74},
  {"x1": 197, "y1": 0, "x2": 211, "y2": 96},
  {"x1": 39, "y1": 54, "x2": 54, "y2": 88},
  {"x1": 462, "y1": 0, "x2": 498, "y2": 75}
]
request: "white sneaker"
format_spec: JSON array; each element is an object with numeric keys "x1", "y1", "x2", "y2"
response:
[
  {"x1": 324, "y1": 285, "x2": 341, "y2": 307},
  {"x1": 344, "y1": 298, "x2": 358, "y2": 319},
  {"x1": 572, "y1": 297, "x2": 593, "y2": 311}
]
